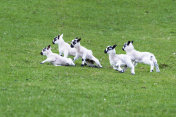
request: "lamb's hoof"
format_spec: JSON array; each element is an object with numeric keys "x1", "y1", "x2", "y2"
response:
[
  {"x1": 156, "y1": 70, "x2": 160, "y2": 72},
  {"x1": 150, "y1": 70, "x2": 154, "y2": 72},
  {"x1": 131, "y1": 73, "x2": 135, "y2": 75},
  {"x1": 40, "y1": 62, "x2": 43, "y2": 64},
  {"x1": 119, "y1": 70, "x2": 124, "y2": 73}
]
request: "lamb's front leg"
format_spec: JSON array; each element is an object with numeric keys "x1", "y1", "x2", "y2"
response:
[
  {"x1": 113, "y1": 66, "x2": 118, "y2": 71},
  {"x1": 73, "y1": 53, "x2": 79, "y2": 62},
  {"x1": 133, "y1": 61, "x2": 138, "y2": 66},
  {"x1": 59, "y1": 50, "x2": 63, "y2": 56},
  {"x1": 115, "y1": 63, "x2": 124, "y2": 73},
  {"x1": 40, "y1": 58, "x2": 54, "y2": 64},
  {"x1": 81, "y1": 54, "x2": 87, "y2": 66},
  {"x1": 64, "y1": 50, "x2": 68, "y2": 58}
]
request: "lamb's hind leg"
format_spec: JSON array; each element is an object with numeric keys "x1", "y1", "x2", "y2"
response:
[
  {"x1": 154, "y1": 62, "x2": 160, "y2": 72},
  {"x1": 150, "y1": 62, "x2": 154, "y2": 72},
  {"x1": 143, "y1": 59, "x2": 154, "y2": 72},
  {"x1": 92, "y1": 56, "x2": 102, "y2": 68},
  {"x1": 123, "y1": 65, "x2": 128, "y2": 72}
]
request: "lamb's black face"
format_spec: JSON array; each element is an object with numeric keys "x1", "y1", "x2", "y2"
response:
[
  {"x1": 122, "y1": 41, "x2": 133, "y2": 51},
  {"x1": 40, "y1": 45, "x2": 51, "y2": 56},
  {"x1": 70, "y1": 37, "x2": 81, "y2": 48},
  {"x1": 40, "y1": 48, "x2": 47, "y2": 55},
  {"x1": 52, "y1": 35, "x2": 60, "y2": 44},
  {"x1": 122, "y1": 43, "x2": 127, "y2": 51},
  {"x1": 104, "y1": 45, "x2": 117, "y2": 53}
]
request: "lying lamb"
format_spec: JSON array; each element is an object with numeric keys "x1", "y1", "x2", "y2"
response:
[{"x1": 40, "y1": 45, "x2": 75, "y2": 66}]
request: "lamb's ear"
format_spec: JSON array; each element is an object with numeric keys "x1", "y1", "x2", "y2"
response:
[
  {"x1": 47, "y1": 45, "x2": 51, "y2": 50},
  {"x1": 77, "y1": 38, "x2": 81, "y2": 42},
  {"x1": 127, "y1": 41, "x2": 130, "y2": 45},
  {"x1": 58, "y1": 34, "x2": 60, "y2": 38},
  {"x1": 75, "y1": 37, "x2": 78, "y2": 39},
  {"x1": 112, "y1": 44, "x2": 117, "y2": 49},
  {"x1": 131, "y1": 41, "x2": 133, "y2": 43},
  {"x1": 60, "y1": 34, "x2": 63, "y2": 38}
]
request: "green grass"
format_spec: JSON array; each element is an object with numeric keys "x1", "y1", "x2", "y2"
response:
[{"x1": 0, "y1": 0, "x2": 176, "y2": 116}]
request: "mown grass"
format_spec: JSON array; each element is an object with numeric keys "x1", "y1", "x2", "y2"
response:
[{"x1": 0, "y1": 0, "x2": 176, "y2": 116}]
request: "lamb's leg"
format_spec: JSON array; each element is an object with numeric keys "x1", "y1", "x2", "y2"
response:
[
  {"x1": 143, "y1": 59, "x2": 154, "y2": 72},
  {"x1": 115, "y1": 63, "x2": 123, "y2": 73},
  {"x1": 113, "y1": 66, "x2": 118, "y2": 71},
  {"x1": 59, "y1": 50, "x2": 63, "y2": 56},
  {"x1": 64, "y1": 50, "x2": 68, "y2": 58},
  {"x1": 154, "y1": 62, "x2": 160, "y2": 72},
  {"x1": 123, "y1": 65, "x2": 128, "y2": 72},
  {"x1": 127, "y1": 63, "x2": 135, "y2": 75},
  {"x1": 81, "y1": 54, "x2": 87, "y2": 66},
  {"x1": 73, "y1": 53, "x2": 79, "y2": 62},
  {"x1": 150, "y1": 61, "x2": 154, "y2": 72},
  {"x1": 152, "y1": 56, "x2": 160, "y2": 72},
  {"x1": 54, "y1": 64, "x2": 62, "y2": 66},
  {"x1": 133, "y1": 61, "x2": 138, "y2": 66},
  {"x1": 40, "y1": 58, "x2": 54, "y2": 64},
  {"x1": 92, "y1": 56, "x2": 102, "y2": 68}
]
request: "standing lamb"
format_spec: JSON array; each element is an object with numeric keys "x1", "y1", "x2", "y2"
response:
[
  {"x1": 104, "y1": 45, "x2": 135, "y2": 75},
  {"x1": 70, "y1": 37, "x2": 102, "y2": 68},
  {"x1": 122, "y1": 41, "x2": 160, "y2": 72}
]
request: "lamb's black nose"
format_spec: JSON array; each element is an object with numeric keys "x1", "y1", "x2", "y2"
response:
[
  {"x1": 40, "y1": 52, "x2": 43, "y2": 55},
  {"x1": 70, "y1": 44, "x2": 74, "y2": 48},
  {"x1": 104, "y1": 50, "x2": 107, "y2": 53}
]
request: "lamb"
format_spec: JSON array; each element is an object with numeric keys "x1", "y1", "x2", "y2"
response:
[
  {"x1": 70, "y1": 37, "x2": 102, "y2": 68},
  {"x1": 52, "y1": 34, "x2": 76, "y2": 58},
  {"x1": 104, "y1": 45, "x2": 135, "y2": 75},
  {"x1": 122, "y1": 41, "x2": 160, "y2": 72},
  {"x1": 40, "y1": 45, "x2": 75, "y2": 66}
]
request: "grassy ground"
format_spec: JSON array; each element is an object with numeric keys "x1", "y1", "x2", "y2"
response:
[{"x1": 0, "y1": 0, "x2": 176, "y2": 116}]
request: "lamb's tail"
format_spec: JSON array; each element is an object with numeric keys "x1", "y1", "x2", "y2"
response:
[{"x1": 151, "y1": 56, "x2": 160, "y2": 72}]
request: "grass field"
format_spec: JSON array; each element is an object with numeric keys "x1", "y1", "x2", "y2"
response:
[{"x1": 0, "y1": 0, "x2": 176, "y2": 116}]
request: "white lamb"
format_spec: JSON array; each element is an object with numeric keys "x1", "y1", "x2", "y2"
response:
[
  {"x1": 70, "y1": 37, "x2": 102, "y2": 68},
  {"x1": 122, "y1": 41, "x2": 160, "y2": 72},
  {"x1": 40, "y1": 45, "x2": 75, "y2": 66},
  {"x1": 104, "y1": 45, "x2": 135, "y2": 75},
  {"x1": 52, "y1": 34, "x2": 76, "y2": 58}
]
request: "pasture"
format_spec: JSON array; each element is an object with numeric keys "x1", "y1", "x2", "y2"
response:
[{"x1": 0, "y1": 0, "x2": 176, "y2": 116}]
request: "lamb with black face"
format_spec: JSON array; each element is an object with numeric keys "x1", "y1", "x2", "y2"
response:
[
  {"x1": 70, "y1": 37, "x2": 81, "y2": 48},
  {"x1": 104, "y1": 45, "x2": 117, "y2": 54},
  {"x1": 52, "y1": 35, "x2": 60, "y2": 44}
]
